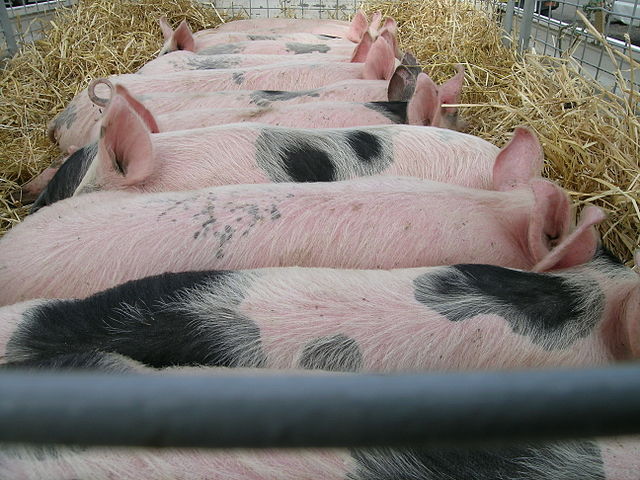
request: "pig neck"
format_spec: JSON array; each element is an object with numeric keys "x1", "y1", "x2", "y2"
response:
[{"x1": 576, "y1": 252, "x2": 640, "y2": 360}]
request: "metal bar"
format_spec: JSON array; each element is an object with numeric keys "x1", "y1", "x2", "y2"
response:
[
  {"x1": 502, "y1": 0, "x2": 515, "y2": 47},
  {"x1": 1, "y1": 366, "x2": 640, "y2": 448},
  {"x1": 518, "y1": 0, "x2": 537, "y2": 51},
  {"x1": 0, "y1": 1, "x2": 18, "y2": 56}
]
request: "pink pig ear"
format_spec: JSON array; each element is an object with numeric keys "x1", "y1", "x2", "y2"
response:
[
  {"x1": 492, "y1": 127, "x2": 544, "y2": 191},
  {"x1": 98, "y1": 94, "x2": 154, "y2": 186},
  {"x1": 173, "y1": 20, "x2": 195, "y2": 52},
  {"x1": 159, "y1": 17, "x2": 174, "y2": 40},
  {"x1": 114, "y1": 84, "x2": 159, "y2": 134},
  {"x1": 379, "y1": 27, "x2": 400, "y2": 59},
  {"x1": 363, "y1": 36, "x2": 396, "y2": 80},
  {"x1": 407, "y1": 73, "x2": 440, "y2": 126},
  {"x1": 350, "y1": 31, "x2": 374, "y2": 63},
  {"x1": 532, "y1": 206, "x2": 606, "y2": 272},
  {"x1": 527, "y1": 179, "x2": 606, "y2": 271},
  {"x1": 369, "y1": 11, "x2": 383, "y2": 33},
  {"x1": 347, "y1": 10, "x2": 368, "y2": 42}
]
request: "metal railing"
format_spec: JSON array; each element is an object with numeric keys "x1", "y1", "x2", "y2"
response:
[{"x1": 2, "y1": 366, "x2": 640, "y2": 447}]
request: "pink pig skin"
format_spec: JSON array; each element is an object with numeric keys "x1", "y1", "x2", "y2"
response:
[
  {"x1": 158, "y1": 13, "x2": 371, "y2": 54},
  {"x1": 138, "y1": 51, "x2": 355, "y2": 75},
  {"x1": 1, "y1": 246, "x2": 635, "y2": 371},
  {"x1": 0, "y1": 429, "x2": 637, "y2": 480},
  {"x1": 49, "y1": 47, "x2": 420, "y2": 154},
  {"x1": 76, "y1": 93, "x2": 502, "y2": 195},
  {"x1": 0, "y1": 175, "x2": 603, "y2": 304}
]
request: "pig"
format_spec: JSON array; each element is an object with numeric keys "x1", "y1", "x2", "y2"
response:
[
  {"x1": 47, "y1": 64, "x2": 421, "y2": 154},
  {"x1": 158, "y1": 12, "x2": 370, "y2": 55},
  {"x1": 40, "y1": 88, "x2": 510, "y2": 207},
  {"x1": 138, "y1": 51, "x2": 356, "y2": 75},
  {"x1": 0, "y1": 354, "x2": 638, "y2": 480},
  {"x1": 2, "y1": 244, "x2": 637, "y2": 375},
  {"x1": 140, "y1": 30, "x2": 389, "y2": 74},
  {"x1": 202, "y1": 9, "x2": 372, "y2": 39},
  {"x1": 43, "y1": 67, "x2": 461, "y2": 174},
  {"x1": 0, "y1": 175, "x2": 604, "y2": 304}
]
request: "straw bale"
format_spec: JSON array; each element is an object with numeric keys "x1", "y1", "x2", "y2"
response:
[
  {"x1": 362, "y1": 0, "x2": 639, "y2": 266},
  {"x1": 0, "y1": 0, "x2": 221, "y2": 230}
]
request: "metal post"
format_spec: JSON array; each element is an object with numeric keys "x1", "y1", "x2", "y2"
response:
[
  {"x1": 0, "y1": 1, "x2": 18, "y2": 56},
  {"x1": 1, "y1": 366, "x2": 640, "y2": 448},
  {"x1": 502, "y1": 0, "x2": 516, "y2": 47},
  {"x1": 518, "y1": 0, "x2": 537, "y2": 52}
]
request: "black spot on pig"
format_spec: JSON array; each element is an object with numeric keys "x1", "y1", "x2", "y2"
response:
[
  {"x1": 281, "y1": 145, "x2": 335, "y2": 182},
  {"x1": 365, "y1": 102, "x2": 408, "y2": 124},
  {"x1": 52, "y1": 103, "x2": 77, "y2": 131},
  {"x1": 186, "y1": 57, "x2": 240, "y2": 70},
  {"x1": 317, "y1": 34, "x2": 340, "y2": 39},
  {"x1": 413, "y1": 264, "x2": 604, "y2": 350},
  {"x1": 346, "y1": 131, "x2": 382, "y2": 164},
  {"x1": 8, "y1": 271, "x2": 266, "y2": 369},
  {"x1": 232, "y1": 72, "x2": 245, "y2": 85},
  {"x1": 285, "y1": 42, "x2": 331, "y2": 54},
  {"x1": 30, "y1": 142, "x2": 97, "y2": 212},
  {"x1": 248, "y1": 34, "x2": 276, "y2": 41},
  {"x1": 298, "y1": 334, "x2": 363, "y2": 372},
  {"x1": 351, "y1": 441, "x2": 605, "y2": 480},
  {"x1": 249, "y1": 89, "x2": 320, "y2": 104},
  {"x1": 197, "y1": 43, "x2": 244, "y2": 55},
  {"x1": 255, "y1": 128, "x2": 393, "y2": 182}
]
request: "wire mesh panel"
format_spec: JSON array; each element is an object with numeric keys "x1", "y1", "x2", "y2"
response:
[
  {"x1": 485, "y1": 0, "x2": 640, "y2": 90},
  {"x1": 212, "y1": 0, "x2": 359, "y2": 20},
  {"x1": 1, "y1": 0, "x2": 73, "y2": 59}
]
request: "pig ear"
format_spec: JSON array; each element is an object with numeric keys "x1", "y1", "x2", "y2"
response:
[
  {"x1": 350, "y1": 31, "x2": 374, "y2": 63},
  {"x1": 401, "y1": 52, "x2": 423, "y2": 78},
  {"x1": 363, "y1": 36, "x2": 396, "y2": 80},
  {"x1": 369, "y1": 11, "x2": 383, "y2": 33},
  {"x1": 114, "y1": 85, "x2": 159, "y2": 134},
  {"x1": 159, "y1": 17, "x2": 173, "y2": 40},
  {"x1": 379, "y1": 27, "x2": 400, "y2": 60},
  {"x1": 382, "y1": 17, "x2": 398, "y2": 35},
  {"x1": 98, "y1": 95, "x2": 154, "y2": 186},
  {"x1": 388, "y1": 65, "x2": 417, "y2": 101},
  {"x1": 407, "y1": 73, "x2": 440, "y2": 126},
  {"x1": 439, "y1": 64, "x2": 465, "y2": 106},
  {"x1": 532, "y1": 205, "x2": 606, "y2": 272},
  {"x1": 347, "y1": 10, "x2": 368, "y2": 42},
  {"x1": 173, "y1": 20, "x2": 195, "y2": 52},
  {"x1": 493, "y1": 127, "x2": 544, "y2": 191}
]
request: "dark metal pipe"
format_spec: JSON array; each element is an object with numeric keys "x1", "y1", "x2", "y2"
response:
[{"x1": 1, "y1": 366, "x2": 640, "y2": 448}]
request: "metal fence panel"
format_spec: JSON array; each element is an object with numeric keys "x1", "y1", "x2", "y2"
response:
[
  {"x1": 1, "y1": 0, "x2": 72, "y2": 59},
  {"x1": 212, "y1": 0, "x2": 359, "y2": 19}
]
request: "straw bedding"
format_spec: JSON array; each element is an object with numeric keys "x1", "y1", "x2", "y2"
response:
[{"x1": 0, "y1": 0, "x2": 637, "y2": 265}]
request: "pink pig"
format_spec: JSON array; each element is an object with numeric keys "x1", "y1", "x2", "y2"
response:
[
  {"x1": 0, "y1": 175, "x2": 603, "y2": 304},
  {"x1": 47, "y1": 65, "x2": 451, "y2": 154},
  {"x1": 1, "y1": 241, "x2": 635, "y2": 374},
  {"x1": 138, "y1": 51, "x2": 357, "y2": 75},
  {"x1": 203, "y1": 9, "x2": 374, "y2": 39},
  {"x1": 158, "y1": 11, "x2": 371, "y2": 55},
  {"x1": 71, "y1": 89, "x2": 524, "y2": 198},
  {"x1": 61, "y1": 70, "x2": 461, "y2": 146}
]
